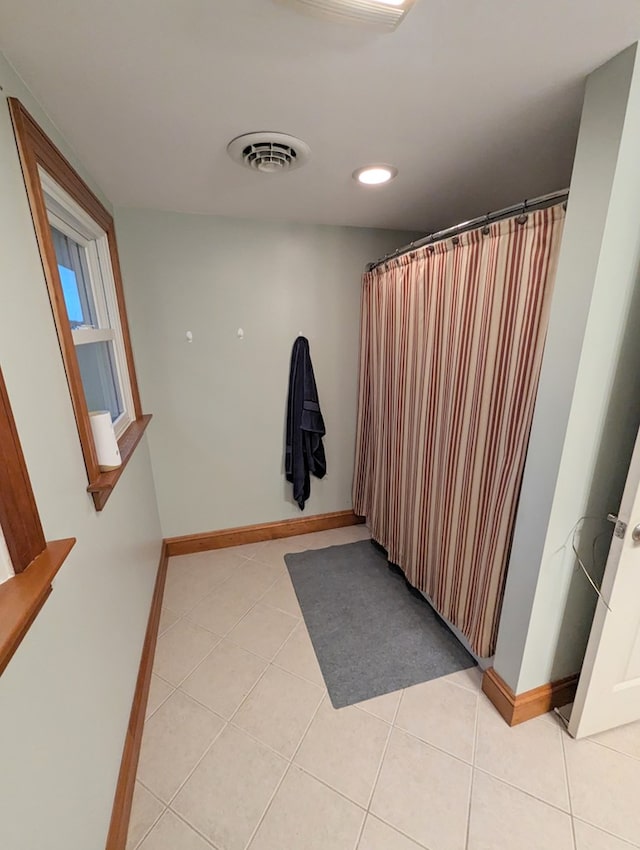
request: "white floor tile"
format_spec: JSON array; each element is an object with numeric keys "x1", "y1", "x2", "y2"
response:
[
  {"x1": 357, "y1": 815, "x2": 424, "y2": 850},
  {"x1": 248, "y1": 765, "x2": 365, "y2": 850},
  {"x1": 186, "y1": 573, "x2": 266, "y2": 634},
  {"x1": 573, "y1": 819, "x2": 639, "y2": 849},
  {"x1": 153, "y1": 619, "x2": 220, "y2": 686},
  {"x1": 232, "y1": 558, "x2": 285, "y2": 593},
  {"x1": 260, "y1": 576, "x2": 303, "y2": 617},
  {"x1": 475, "y1": 699, "x2": 569, "y2": 810},
  {"x1": 138, "y1": 811, "x2": 212, "y2": 850},
  {"x1": 588, "y1": 719, "x2": 640, "y2": 761},
  {"x1": 249, "y1": 543, "x2": 300, "y2": 568},
  {"x1": 158, "y1": 607, "x2": 180, "y2": 636},
  {"x1": 145, "y1": 675, "x2": 174, "y2": 721},
  {"x1": 396, "y1": 676, "x2": 478, "y2": 763},
  {"x1": 340, "y1": 524, "x2": 372, "y2": 542},
  {"x1": 141, "y1": 533, "x2": 640, "y2": 850},
  {"x1": 468, "y1": 770, "x2": 574, "y2": 850},
  {"x1": 162, "y1": 552, "x2": 242, "y2": 615},
  {"x1": 172, "y1": 725, "x2": 287, "y2": 850},
  {"x1": 355, "y1": 689, "x2": 402, "y2": 723},
  {"x1": 370, "y1": 728, "x2": 471, "y2": 850},
  {"x1": 233, "y1": 664, "x2": 324, "y2": 758},
  {"x1": 565, "y1": 736, "x2": 640, "y2": 845},
  {"x1": 441, "y1": 666, "x2": 483, "y2": 692},
  {"x1": 231, "y1": 541, "x2": 271, "y2": 559},
  {"x1": 227, "y1": 603, "x2": 299, "y2": 659},
  {"x1": 272, "y1": 622, "x2": 324, "y2": 686},
  {"x1": 181, "y1": 639, "x2": 267, "y2": 719},
  {"x1": 294, "y1": 697, "x2": 390, "y2": 806},
  {"x1": 137, "y1": 691, "x2": 224, "y2": 803},
  {"x1": 282, "y1": 531, "x2": 339, "y2": 550},
  {"x1": 126, "y1": 782, "x2": 164, "y2": 850}
]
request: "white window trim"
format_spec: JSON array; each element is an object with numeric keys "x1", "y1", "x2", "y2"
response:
[{"x1": 39, "y1": 168, "x2": 135, "y2": 439}]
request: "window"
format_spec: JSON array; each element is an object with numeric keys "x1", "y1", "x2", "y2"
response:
[
  {"x1": 9, "y1": 98, "x2": 151, "y2": 510},
  {"x1": 43, "y1": 172, "x2": 134, "y2": 437},
  {"x1": 0, "y1": 365, "x2": 75, "y2": 675}
]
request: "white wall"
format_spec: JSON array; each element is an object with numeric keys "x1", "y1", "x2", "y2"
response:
[
  {"x1": 0, "y1": 54, "x2": 162, "y2": 850},
  {"x1": 495, "y1": 43, "x2": 640, "y2": 693},
  {"x1": 115, "y1": 208, "x2": 419, "y2": 538}
]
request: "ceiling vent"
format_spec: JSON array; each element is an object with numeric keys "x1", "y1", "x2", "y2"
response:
[
  {"x1": 274, "y1": 0, "x2": 416, "y2": 32},
  {"x1": 227, "y1": 132, "x2": 311, "y2": 174}
]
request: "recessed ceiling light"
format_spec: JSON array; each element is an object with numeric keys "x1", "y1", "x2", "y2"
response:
[
  {"x1": 353, "y1": 165, "x2": 398, "y2": 185},
  {"x1": 275, "y1": 0, "x2": 416, "y2": 32}
]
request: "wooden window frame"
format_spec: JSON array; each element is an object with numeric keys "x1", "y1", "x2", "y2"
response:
[
  {"x1": 8, "y1": 98, "x2": 150, "y2": 511},
  {"x1": 0, "y1": 366, "x2": 75, "y2": 675}
]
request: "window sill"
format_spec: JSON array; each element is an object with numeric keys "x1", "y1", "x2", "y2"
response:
[
  {"x1": 87, "y1": 414, "x2": 152, "y2": 511},
  {"x1": 0, "y1": 537, "x2": 76, "y2": 676}
]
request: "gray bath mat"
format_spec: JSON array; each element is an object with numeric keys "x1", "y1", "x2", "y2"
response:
[{"x1": 285, "y1": 540, "x2": 476, "y2": 708}]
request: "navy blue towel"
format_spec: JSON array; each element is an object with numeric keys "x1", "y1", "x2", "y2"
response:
[{"x1": 285, "y1": 337, "x2": 326, "y2": 510}]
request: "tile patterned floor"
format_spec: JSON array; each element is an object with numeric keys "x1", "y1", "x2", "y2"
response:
[{"x1": 127, "y1": 526, "x2": 640, "y2": 850}]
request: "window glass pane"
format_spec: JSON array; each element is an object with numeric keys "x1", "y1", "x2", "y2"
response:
[
  {"x1": 76, "y1": 341, "x2": 124, "y2": 423},
  {"x1": 50, "y1": 227, "x2": 98, "y2": 329}
]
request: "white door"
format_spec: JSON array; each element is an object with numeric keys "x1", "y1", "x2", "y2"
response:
[{"x1": 570, "y1": 418, "x2": 640, "y2": 738}]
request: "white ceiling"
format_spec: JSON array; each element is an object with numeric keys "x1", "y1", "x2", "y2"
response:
[{"x1": 1, "y1": 1, "x2": 639, "y2": 232}]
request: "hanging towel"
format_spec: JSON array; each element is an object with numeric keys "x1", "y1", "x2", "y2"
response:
[{"x1": 285, "y1": 336, "x2": 326, "y2": 510}]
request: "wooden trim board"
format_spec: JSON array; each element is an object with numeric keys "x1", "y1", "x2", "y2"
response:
[
  {"x1": 164, "y1": 509, "x2": 365, "y2": 557},
  {"x1": 482, "y1": 667, "x2": 579, "y2": 726},
  {"x1": 105, "y1": 542, "x2": 169, "y2": 850},
  {"x1": 0, "y1": 538, "x2": 76, "y2": 677},
  {"x1": 8, "y1": 98, "x2": 148, "y2": 512}
]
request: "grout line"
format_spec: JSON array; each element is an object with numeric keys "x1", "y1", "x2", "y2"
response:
[
  {"x1": 240, "y1": 762, "x2": 292, "y2": 850},
  {"x1": 226, "y1": 718, "x2": 302, "y2": 763},
  {"x1": 130, "y1": 796, "x2": 166, "y2": 850},
  {"x1": 257, "y1": 657, "x2": 326, "y2": 692},
  {"x1": 165, "y1": 807, "x2": 223, "y2": 849},
  {"x1": 144, "y1": 682, "x2": 175, "y2": 722},
  {"x1": 364, "y1": 812, "x2": 434, "y2": 849},
  {"x1": 473, "y1": 767, "x2": 573, "y2": 816},
  {"x1": 390, "y1": 723, "x2": 476, "y2": 770},
  {"x1": 571, "y1": 817, "x2": 640, "y2": 849},
  {"x1": 239, "y1": 691, "x2": 327, "y2": 850},
  {"x1": 352, "y1": 702, "x2": 396, "y2": 726},
  {"x1": 227, "y1": 663, "x2": 274, "y2": 725},
  {"x1": 585, "y1": 736, "x2": 640, "y2": 763},
  {"x1": 162, "y1": 719, "x2": 229, "y2": 810},
  {"x1": 559, "y1": 728, "x2": 578, "y2": 850},
  {"x1": 292, "y1": 760, "x2": 371, "y2": 810},
  {"x1": 164, "y1": 552, "x2": 263, "y2": 620},
  {"x1": 158, "y1": 571, "x2": 292, "y2": 691},
  {"x1": 169, "y1": 687, "x2": 231, "y2": 725},
  {"x1": 156, "y1": 632, "x2": 225, "y2": 691},
  {"x1": 439, "y1": 671, "x2": 484, "y2": 695},
  {"x1": 221, "y1": 613, "x2": 301, "y2": 662},
  {"x1": 365, "y1": 685, "x2": 405, "y2": 814},
  {"x1": 464, "y1": 690, "x2": 480, "y2": 850},
  {"x1": 136, "y1": 778, "x2": 166, "y2": 806},
  {"x1": 290, "y1": 692, "x2": 328, "y2": 761},
  {"x1": 150, "y1": 670, "x2": 174, "y2": 686},
  {"x1": 352, "y1": 810, "x2": 368, "y2": 850}
]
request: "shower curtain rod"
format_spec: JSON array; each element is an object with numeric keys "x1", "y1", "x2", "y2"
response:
[{"x1": 366, "y1": 188, "x2": 569, "y2": 272}]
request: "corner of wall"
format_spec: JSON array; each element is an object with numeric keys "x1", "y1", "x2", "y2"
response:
[{"x1": 494, "y1": 41, "x2": 640, "y2": 694}]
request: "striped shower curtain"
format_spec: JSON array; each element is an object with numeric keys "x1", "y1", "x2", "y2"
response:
[{"x1": 353, "y1": 204, "x2": 565, "y2": 657}]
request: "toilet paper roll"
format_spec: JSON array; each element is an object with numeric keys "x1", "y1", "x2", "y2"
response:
[{"x1": 89, "y1": 411, "x2": 122, "y2": 471}]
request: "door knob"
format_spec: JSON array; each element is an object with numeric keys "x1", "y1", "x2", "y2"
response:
[{"x1": 632, "y1": 524, "x2": 640, "y2": 544}]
